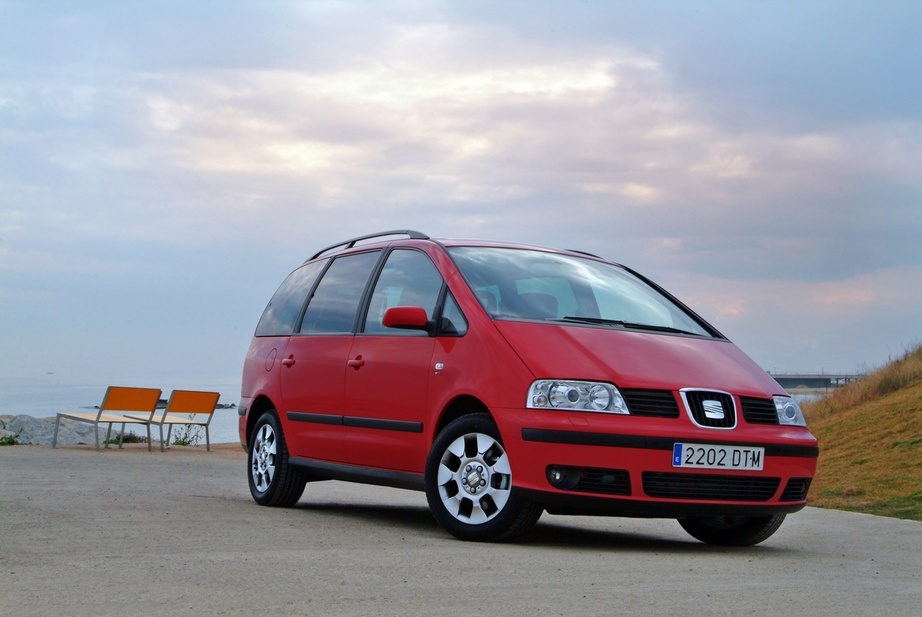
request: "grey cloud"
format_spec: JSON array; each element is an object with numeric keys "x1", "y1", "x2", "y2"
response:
[{"x1": 1, "y1": 0, "x2": 919, "y2": 380}]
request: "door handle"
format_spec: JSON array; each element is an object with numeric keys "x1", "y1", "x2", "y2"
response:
[
  {"x1": 347, "y1": 356, "x2": 365, "y2": 369},
  {"x1": 281, "y1": 355, "x2": 296, "y2": 368}
]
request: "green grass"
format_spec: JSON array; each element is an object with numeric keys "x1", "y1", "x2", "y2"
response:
[{"x1": 801, "y1": 343, "x2": 922, "y2": 521}]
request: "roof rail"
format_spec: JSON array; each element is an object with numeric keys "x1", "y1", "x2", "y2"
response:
[
  {"x1": 309, "y1": 230, "x2": 430, "y2": 261},
  {"x1": 567, "y1": 248, "x2": 602, "y2": 259}
]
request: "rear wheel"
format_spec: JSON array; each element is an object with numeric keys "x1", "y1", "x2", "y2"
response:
[
  {"x1": 678, "y1": 514, "x2": 786, "y2": 546},
  {"x1": 425, "y1": 413, "x2": 542, "y2": 542},
  {"x1": 248, "y1": 410, "x2": 306, "y2": 507}
]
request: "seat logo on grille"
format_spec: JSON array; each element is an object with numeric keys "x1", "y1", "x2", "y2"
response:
[{"x1": 702, "y1": 399, "x2": 725, "y2": 420}]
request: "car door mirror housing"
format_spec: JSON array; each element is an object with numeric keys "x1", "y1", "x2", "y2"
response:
[{"x1": 382, "y1": 306, "x2": 433, "y2": 333}]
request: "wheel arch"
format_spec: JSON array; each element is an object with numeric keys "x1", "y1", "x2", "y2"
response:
[
  {"x1": 244, "y1": 394, "x2": 279, "y2": 450},
  {"x1": 432, "y1": 395, "x2": 494, "y2": 441}
]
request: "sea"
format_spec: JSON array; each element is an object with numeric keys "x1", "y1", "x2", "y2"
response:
[
  {"x1": 1, "y1": 376, "x2": 824, "y2": 446},
  {"x1": 0, "y1": 376, "x2": 243, "y2": 445}
]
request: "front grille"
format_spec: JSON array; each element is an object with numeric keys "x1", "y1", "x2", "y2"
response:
[
  {"x1": 682, "y1": 390, "x2": 736, "y2": 428},
  {"x1": 622, "y1": 389, "x2": 680, "y2": 418},
  {"x1": 643, "y1": 472, "x2": 780, "y2": 502},
  {"x1": 780, "y1": 478, "x2": 812, "y2": 501},
  {"x1": 741, "y1": 397, "x2": 779, "y2": 425},
  {"x1": 577, "y1": 467, "x2": 632, "y2": 496}
]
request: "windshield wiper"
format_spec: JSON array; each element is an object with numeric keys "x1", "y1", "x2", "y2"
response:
[
  {"x1": 557, "y1": 316, "x2": 620, "y2": 326},
  {"x1": 557, "y1": 316, "x2": 701, "y2": 336}
]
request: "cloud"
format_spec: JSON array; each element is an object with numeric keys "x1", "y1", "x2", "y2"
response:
[
  {"x1": 666, "y1": 263, "x2": 922, "y2": 371},
  {"x1": 0, "y1": 1, "x2": 919, "y2": 381},
  {"x1": 7, "y1": 14, "x2": 919, "y2": 283}
]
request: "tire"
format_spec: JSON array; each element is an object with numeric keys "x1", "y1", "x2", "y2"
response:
[
  {"x1": 678, "y1": 514, "x2": 786, "y2": 546},
  {"x1": 247, "y1": 410, "x2": 306, "y2": 507},
  {"x1": 425, "y1": 413, "x2": 542, "y2": 542}
]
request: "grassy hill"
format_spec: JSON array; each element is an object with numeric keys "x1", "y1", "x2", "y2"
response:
[{"x1": 800, "y1": 343, "x2": 922, "y2": 521}]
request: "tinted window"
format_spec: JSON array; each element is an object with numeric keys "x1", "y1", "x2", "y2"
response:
[
  {"x1": 255, "y1": 260, "x2": 326, "y2": 337},
  {"x1": 300, "y1": 251, "x2": 380, "y2": 334},
  {"x1": 364, "y1": 249, "x2": 444, "y2": 336}
]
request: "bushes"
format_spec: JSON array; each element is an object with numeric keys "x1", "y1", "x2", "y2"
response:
[
  {"x1": 0, "y1": 432, "x2": 21, "y2": 446},
  {"x1": 104, "y1": 431, "x2": 148, "y2": 445},
  {"x1": 170, "y1": 417, "x2": 203, "y2": 447}
]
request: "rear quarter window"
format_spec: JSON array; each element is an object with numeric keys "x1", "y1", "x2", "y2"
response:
[{"x1": 255, "y1": 260, "x2": 326, "y2": 337}]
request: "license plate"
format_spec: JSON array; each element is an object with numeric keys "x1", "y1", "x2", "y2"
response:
[{"x1": 672, "y1": 443, "x2": 765, "y2": 471}]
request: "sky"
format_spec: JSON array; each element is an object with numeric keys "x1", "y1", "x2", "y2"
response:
[{"x1": 1, "y1": 0, "x2": 920, "y2": 388}]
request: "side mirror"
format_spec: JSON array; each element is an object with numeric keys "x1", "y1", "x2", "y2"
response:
[{"x1": 382, "y1": 306, "x2": 433, "y2": 333}]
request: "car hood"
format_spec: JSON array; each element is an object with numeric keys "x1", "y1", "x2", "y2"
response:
[{"x1": 494, "y1": 321, "x2": 782, "y2": 397}]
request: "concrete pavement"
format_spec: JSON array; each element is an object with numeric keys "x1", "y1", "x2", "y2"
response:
[{"x1": 1, "y1": 444, "x2": 920, "y2": 616}]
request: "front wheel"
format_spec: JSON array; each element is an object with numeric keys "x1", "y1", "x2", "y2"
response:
[
  {"x1": 247, "y1": 410, "x2": 306, "y2": 507},
  {"x1": 425, "y1": 413, "x2": 542, "y2": 542},
  {"x1": 678, "y1": 514, "x2": 786, "y2": 546}
]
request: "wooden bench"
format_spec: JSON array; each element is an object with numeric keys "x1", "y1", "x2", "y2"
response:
[
  {"x1": 127, "y1": 390, "x2": 221, "y2": 451},
  {"x1": 52, "y1": 386, "x2": 162, "y2": 451}
]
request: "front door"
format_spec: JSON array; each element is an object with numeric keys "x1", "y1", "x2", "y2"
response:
[{"x1": 343, "y1": 248, "x2": 445, "y2": 471}]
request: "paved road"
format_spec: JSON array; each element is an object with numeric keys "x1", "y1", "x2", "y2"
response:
[{"x1": 2, "y1": 444, "x2": 920, "y2": 617}]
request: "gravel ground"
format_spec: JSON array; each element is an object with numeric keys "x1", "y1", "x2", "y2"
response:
[{"x1": 1, "y1": 444, "x2": 920, "y2": 617}]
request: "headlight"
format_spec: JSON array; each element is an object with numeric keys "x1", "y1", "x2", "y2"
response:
[
  {"x1": 773, "y1": 395, "x2": 807, "y2": 426},
  {"x1": 527, "y1": 380, "x2": 629, "y2": 414}
]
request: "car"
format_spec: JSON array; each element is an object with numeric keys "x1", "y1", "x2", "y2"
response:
[{"x1": 239, "y1": 230, "x2": 818, "y2": 545}]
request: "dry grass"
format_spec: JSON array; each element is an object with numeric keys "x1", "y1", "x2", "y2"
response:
[{"x1": 801, "y1": 343, "x2": 922, "y2": 521}]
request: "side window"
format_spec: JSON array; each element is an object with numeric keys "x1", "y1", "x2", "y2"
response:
[
  {"x1": 255, "y1": 260, "x2": 326, "y2": 337},
  {"x1": 439, "y1": 292, "x2": 468, "y2": 336},
  {"x1": 364, "y1": 249, "x2": 444, "y2": 336},
  {"x1": 300, "y1": 251, "x2": 380, "y2": 334}
]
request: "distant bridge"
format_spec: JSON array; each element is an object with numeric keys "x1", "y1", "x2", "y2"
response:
[{"x1": 768, "y1": 373, "x2": 865, "y2": 390}]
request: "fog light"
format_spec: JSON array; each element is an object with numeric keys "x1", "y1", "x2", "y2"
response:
[{"x1": 546, "y1": 465, "x2": 580, "y2": 490}]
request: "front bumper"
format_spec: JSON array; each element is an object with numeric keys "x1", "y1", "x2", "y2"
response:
[{"x1": 498, "y1": 409, "x2": 819, "y2": 518}]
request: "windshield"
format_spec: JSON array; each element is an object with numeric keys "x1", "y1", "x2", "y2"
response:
[{"x1": 447, "y1": 247, "x2": 717, "y2": 338}]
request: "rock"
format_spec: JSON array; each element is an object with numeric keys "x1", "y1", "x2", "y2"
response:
[{"x1": 1, "y1": 414, "x2": 128, "y2": 447}]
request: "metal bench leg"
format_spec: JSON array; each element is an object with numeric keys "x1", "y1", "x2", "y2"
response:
[{"x1": 100, "y1": 422, "x2": 111, "y2": 451}]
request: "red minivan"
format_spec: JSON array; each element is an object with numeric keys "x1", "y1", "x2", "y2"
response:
[{"x1": 239, "y1": 230, "x2": 818, "y2": 545}]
